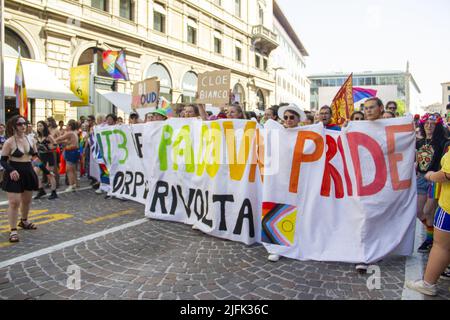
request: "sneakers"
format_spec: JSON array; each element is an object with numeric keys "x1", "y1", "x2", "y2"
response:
[
  {"x1": 64, "y1": 185, "x2": 76, "y2": 192},
  {"x1": 268, "y1": 254, "x2": 280, "y2": 262},
  {"x1": 34, "y1": 188, "x2": 46, "y2": 200},
  {"x1": 48, "y1": 191, "x2": 58, "y2": 200},
  {"x1": 355, "y1": 264, "x2": 369, "y2": 274},
  {"x1": 95, "y1": 189, "x2": 103, "y2": 195},
  {"x1": 440, "y1": 267, "x2": 450, "y2": 281},
  {"x1": 406, "y1": 280, "x2": 437, "y2": 296},
  {"x1": 417, "y1": 239, "x2": 433, "y2": 253}
]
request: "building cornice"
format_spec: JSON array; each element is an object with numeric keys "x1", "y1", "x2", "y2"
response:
[{"x1": 273, "y1": 0, "x2": 308, "y2": 56}]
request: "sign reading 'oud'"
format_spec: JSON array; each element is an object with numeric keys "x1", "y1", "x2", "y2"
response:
[
  {"x1": 196, "y1": 69, "x2": 231, "y2": 105},
  {"x1": 132, "y1": 77, "x2": 160, "y2": 109}
]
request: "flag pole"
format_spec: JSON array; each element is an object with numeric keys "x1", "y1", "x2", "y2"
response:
[{"x1": 0, "y1": 0, "x2": 5, "y2": 124}]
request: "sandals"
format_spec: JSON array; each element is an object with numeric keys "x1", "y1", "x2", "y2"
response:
[
  {"x1": 9, "y1": 230, "x2": 19, "y2": 243},
  {"x1": 18, "y1": 219, "x2": 37, "y2": 230}
]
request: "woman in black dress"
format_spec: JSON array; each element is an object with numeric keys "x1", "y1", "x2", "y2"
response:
[{"x1": 0, "y1": 116, "x2": 44, "y2": 242}]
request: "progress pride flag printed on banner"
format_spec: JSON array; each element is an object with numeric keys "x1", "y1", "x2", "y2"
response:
[
  {"x1": 262, "y1": 117, "x2": 417, "y2": 263},
  {"x1": 95, "y1": 116, "x2": 417, "y2": 263}
]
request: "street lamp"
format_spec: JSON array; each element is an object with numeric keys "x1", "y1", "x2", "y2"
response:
[{"x1": 272, "y1": 66, "x2": 284, "y2": 105}]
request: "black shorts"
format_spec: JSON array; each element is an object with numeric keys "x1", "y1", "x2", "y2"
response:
[
  {"x1": 2, "y1": 162, "x2": 39, "y2": 193},
  {"x1": 39, "y1": 152, "x2": 55, "y2": 167}
]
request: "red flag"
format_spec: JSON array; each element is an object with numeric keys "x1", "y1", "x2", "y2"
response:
[{"x1": 330, "y1": 73, "x2": 354, "y2": 125}]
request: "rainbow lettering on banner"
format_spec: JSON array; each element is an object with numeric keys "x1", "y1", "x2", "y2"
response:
[{"x1": 261, "y1": 202, "x2": 297, "y2": 246}]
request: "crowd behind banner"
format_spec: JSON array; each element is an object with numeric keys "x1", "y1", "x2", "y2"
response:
[{"x1": 1, "y1": 99, "x2": 450, "y2": 297}]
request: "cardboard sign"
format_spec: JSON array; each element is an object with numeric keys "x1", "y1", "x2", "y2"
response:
[
  {"x1": 196, "y1": 70, "x2": 231, "y2": 105},
  {"x1": 132, "y1": 77, "x2": 160, "y2": 109}
]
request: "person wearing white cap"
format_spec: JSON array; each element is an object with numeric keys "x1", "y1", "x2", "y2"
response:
[{"x1": 278, "y1": 104, "x2": 307, "y2": 129}]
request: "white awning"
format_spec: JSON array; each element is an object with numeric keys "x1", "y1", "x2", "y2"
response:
[
  {"x1": 96, "y1": 89, "x2": 157, "y2": 118},
  {"x1": 4, "y1": 56, "x2": 81, "y2": 102},
  {"x1": 96, "y1": 89, "x2": 132, "y2": 114}
]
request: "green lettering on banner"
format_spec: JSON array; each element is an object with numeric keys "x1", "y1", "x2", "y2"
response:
[
  {"x1": 197, "y1": 122, "x2": 221, "y2": 178},
  {"x1": 113, "y1": 129, "x2": 129, "y2": 164},
  {"x1": 158, "y1": 125, "x2": 174, "y2": 171},
  {"x1": 100, "y1": 130, "x2": 114, "y2": 164},
  {"x1": 172, "y1": 125, "x2": 195, "y2": 173}
]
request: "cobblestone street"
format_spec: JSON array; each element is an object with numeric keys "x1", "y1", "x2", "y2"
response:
[{"x1": 0, "y1": 184, "x2": 448, "y2": 300}]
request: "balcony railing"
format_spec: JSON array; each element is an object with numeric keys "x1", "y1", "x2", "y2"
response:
[
  {"x1": 251, "y1": 25, "x2": 279, "y2": 54},
  {"x1": 252, "y1": 25, "x2": 278, "y2": 42}
]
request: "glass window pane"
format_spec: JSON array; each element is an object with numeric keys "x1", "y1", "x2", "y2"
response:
[
  {"x1": 120, "y1": 0, "x2": 133, "y2": 20},
  {"x1": 92, "y1": 0, "x2": 107, "y2": 11},
  {"x1": 154, "y1": 12, "x2": 165, "y2": 33}
]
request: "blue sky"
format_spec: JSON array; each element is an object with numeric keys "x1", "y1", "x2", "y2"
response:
[{"x1": 277, "y1": 0, "x2": 450, "y2": 105}]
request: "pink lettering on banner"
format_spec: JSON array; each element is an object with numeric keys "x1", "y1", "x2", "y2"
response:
[{"x1": 347, "y1": 132, "x2": 387, "y2": 197}]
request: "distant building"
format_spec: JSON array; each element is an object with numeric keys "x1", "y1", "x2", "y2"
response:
[
  {"x1": 422, "y1": 103, "x2": 444, "y2": 115},
  {"x1": 309, "y1": 67, "x2": 422, "y2": 114},
  {"x1": 442, "y1": 82, "x2": 450, "y2": 115}
]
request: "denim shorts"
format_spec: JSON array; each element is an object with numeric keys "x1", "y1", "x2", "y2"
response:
[{"x1": 416, "y1": 174, "x2": 430, "y2": 195}]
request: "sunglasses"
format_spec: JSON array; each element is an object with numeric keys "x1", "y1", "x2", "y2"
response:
[
  {"x1": 284, "y1": 115, "x2": 296, "y2": 121},
  {"x1": 16, "y1": 122, "x2": 27, "y2": 126}
]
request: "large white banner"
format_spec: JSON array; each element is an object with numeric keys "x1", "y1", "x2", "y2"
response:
[
  {"x1": 95, "y1": 116, "x2": 417, "y2": 263},
  {"x1": 261, "y1": 117, "x2": 417, "y2": 263}
]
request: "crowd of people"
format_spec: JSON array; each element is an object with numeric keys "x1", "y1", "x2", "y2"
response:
[{"x1": 1, "y1": 99, "x2": 449, "y2": 297}]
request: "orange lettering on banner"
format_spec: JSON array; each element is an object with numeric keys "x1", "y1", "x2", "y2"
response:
[
  {"x1": 347, "y1": 132, "x2": 387, "y2": 196},
  {"x1": 223, "y1": 121, "x2": 257, "y2": 181},
  {"x1": 386, "y1": 124, "x2": 414, "y2": 190},
  {"x1": 289, "y1": 131, "x2": 324, "y2": 193},
  {"x1": 249, "y1": 128, "x2": 264, "y2": 183}
]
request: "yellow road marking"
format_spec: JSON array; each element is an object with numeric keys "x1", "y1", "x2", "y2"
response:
[
  {"x1": 0, "y1": 210, "x2": 74, "y2": 234},
  {"x1": 83, "y1": 210, "x2": 136, "y2": 225},
  {"x1": 0, "y1": 242, "x2": 14, "y2": 249}
]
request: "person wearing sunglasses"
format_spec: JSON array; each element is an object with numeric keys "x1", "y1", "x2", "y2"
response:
[
  {"x1": 277, "y1": 103, "x2": 306, "y2": 129},
  {"x1": 385, "y1": 101, "x2": 398, "y2": 116},
  {"x1": 0, "y1": 116, "x2": 42, "y2": 243}
]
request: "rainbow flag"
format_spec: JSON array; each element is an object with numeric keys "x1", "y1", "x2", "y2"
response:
[
  {"x1": 353, "y1": 87, "x2": 377, "y2": 103},
  {"x1": 330, "y1": 73, "x2": 354, "y2": 126},
  {"x1": 428, "y1": 182, "x2": 441, "y2": 200},
  {"x1": 102, "y1": 50, "x2": 130, "y2": 81},
  {"x1": 158, "y1": 96, "x2": 173, "y2": 117},
  {"x1": 14, "y1": 55, "x2": 28, "y2": 118}
]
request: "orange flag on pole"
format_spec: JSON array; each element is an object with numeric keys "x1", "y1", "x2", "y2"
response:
[
  {"x1": 330, "y1": 73, "x2": 354, "y2": 126},
  {"x1": 14, "y1": 54, "x2": 28, "y2": 119}
]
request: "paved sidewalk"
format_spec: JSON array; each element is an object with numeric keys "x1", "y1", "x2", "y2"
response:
[{"x1": 0, "y1": 187, "x2": 449, "y2": 300}]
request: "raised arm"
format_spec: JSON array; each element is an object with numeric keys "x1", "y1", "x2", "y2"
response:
[{"x1": 198, "y1": 104, "x2": 208, "y2": 121}]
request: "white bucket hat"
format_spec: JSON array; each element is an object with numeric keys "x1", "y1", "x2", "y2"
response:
[{"x1": 278, "y1": 103, "x2": 307, "y2": 122}]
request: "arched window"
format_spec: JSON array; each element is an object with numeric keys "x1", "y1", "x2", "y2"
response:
[
  {"x1": 256, "y1": 89, "x2": 265, "y2": 111},
  {"x1": 146, "y1": 63, "x2": 172, "y2": 102},
  {"x1": 233, "y1": 83, "x2": 245, "y2": 105},
  {"x1": 77, "y1": 47, "x2": 112, "y2": 78},
  {"x1": 5, "y1": 28, "x2": 31, "y2": 58},
  {"x1": 182, "y1": 71, "x2": 197, "y2": 103}
]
